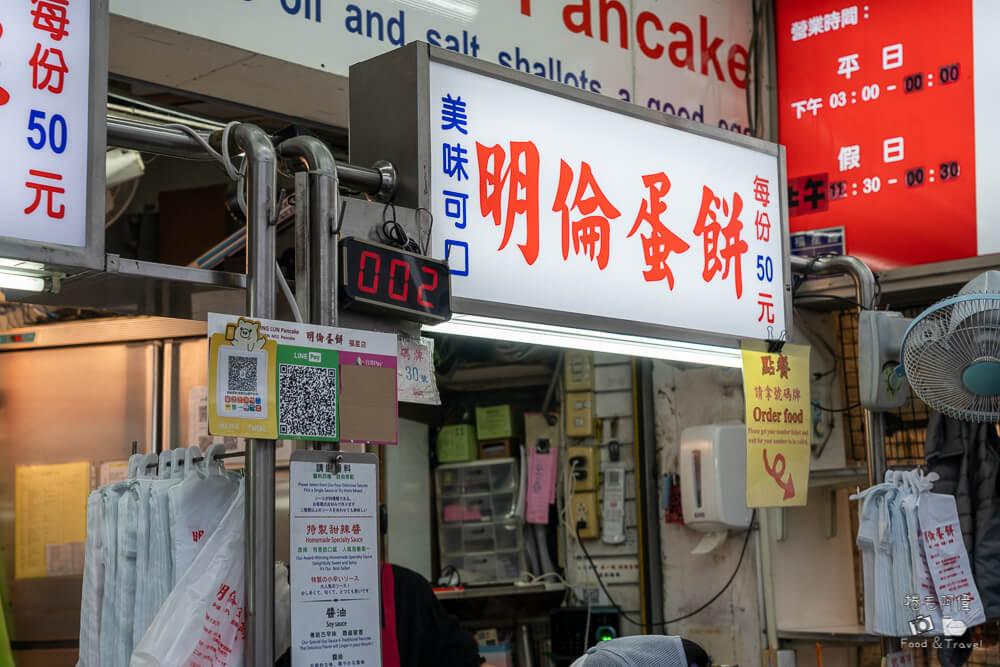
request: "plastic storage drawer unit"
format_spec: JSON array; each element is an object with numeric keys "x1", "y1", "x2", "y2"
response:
[{"x1": 435, "y1": 458, "x2": 525, "y2": 584}]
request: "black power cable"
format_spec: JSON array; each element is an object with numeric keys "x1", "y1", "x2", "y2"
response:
[{"x1": 574, "y1": 508, "x2": 757, "y2": 630}]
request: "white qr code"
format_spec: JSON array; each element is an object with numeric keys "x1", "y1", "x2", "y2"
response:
[
  {"x1": 278, "y1": 364, "x2": 338, "y2": 438},
  {"x1": 227, "y1": 354, "x2": 258, "y2": 393}
]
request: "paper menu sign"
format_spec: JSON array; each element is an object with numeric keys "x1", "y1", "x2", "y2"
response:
[
  {"x1": 741, "y1": 342, "x2": 812, "y2": 507},
  {"x1": 289, "y1": 452, "x2": 381, "y2": 667},
  {"x1": 15, "y1": 462, "x2": 89, "y2": 579}
]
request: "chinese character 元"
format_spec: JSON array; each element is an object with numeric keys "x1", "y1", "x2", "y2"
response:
[
  {"x1": 838, "y1": 145, "x2": 861, "y2": 171},
  {"x1": 883, "y1": 137, "x2": 904, "y2": 163},
  {"x1": 442, "y1": 142, "x2": 469, "y2": 181},
  {"x1": 693, "y1": 187, "x2": 749, "y2": 298},
  {"x1": 758, "y1": 292, "x2": 775, "y2": 323},
  {"x1": 755, "y1": 211, "x2": 770, "y2": 242},
  {"x1": 552, "y1": 159, "x2": 621, "y2": 270},
  {"x1": 443, "y1": 190, "x2": 468, "y2": 229},
  {"x1": 30, "y1": 43, "x2": 68, "y2": 94},
  {"x1": 31, "y1": 0, "x2": 70, "y2": 41},
  {"x1": 25, "y1": 169, "x2": 65, "y2": 219},
  {"x1": 883, "y1": 43, "x2": 903, "y2": 70},
  {"x1": 753, "y1": 176, "x2": 770, "y2": 208},
  {"x1": 626, "y1": 172, "x2": 690, "y2": 288},
  {"x1": 477, "y1": 141, "x2": 540, "y2": 265},
  {"x1": 440, "y1": 94, "x2": 468, "y2": 134},
  {"x1": 837, "y1": 53, "x2": 860, "y2": 79}
]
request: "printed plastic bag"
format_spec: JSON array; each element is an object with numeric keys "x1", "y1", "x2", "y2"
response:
[
  {"x1": 131, "y1": 479, "x2": 246, "y2": 667},
  {"x1": 918, "y1": 490, "x2": 986, "y2": 632},
  {"x1": 168, "y1": 444, "x2": 239, "y2": 585}
]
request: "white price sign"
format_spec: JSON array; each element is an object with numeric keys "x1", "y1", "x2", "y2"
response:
[
  {"x1": 289, "y1": 452, "x2": 381, "y2": 667},
  {"x1": 397, "y1": 336, "x2": 440, "y2": 406},
  {"x1": 0, "y1": 0, "x2": 104, "y2": 266},
  {"x1": 427, "y1": 57, "x2": 789, "y2": 343}
]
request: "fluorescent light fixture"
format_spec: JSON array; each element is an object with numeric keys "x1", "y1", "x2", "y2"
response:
[
  {"x1": 424, "y1": 314, "x2": 743, "y2": 368},
  {"x1": 0, "y1": 258, "x2": 44, "y2": 271},
  {"x1": 0, "y1": 272, "x2": 45, "y2": 292}
]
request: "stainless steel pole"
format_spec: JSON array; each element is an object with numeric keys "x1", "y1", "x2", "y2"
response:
[
  {"x1": 277, "y1": 137, "x2": 340, "y2": 328},
  {"x1": 789, "y1": 254, "x2": 894, "y2": 654},
  {"x1": 789, "y1": 255, "x2": 881, "y2": 484},
  {"x1": 235, "y1": 123, "x2": 278, "y2": 667},
  {"x1": 278, "y1": 136, "x2": 341, "y2": 457}
]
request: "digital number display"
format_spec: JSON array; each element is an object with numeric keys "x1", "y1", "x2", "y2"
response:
[
  {"x1": 341, "y1": 237, "x2": 452, "y2": 324},
  {"x1": 777, "y1": 0, "x2": 977, "y2": 270}
]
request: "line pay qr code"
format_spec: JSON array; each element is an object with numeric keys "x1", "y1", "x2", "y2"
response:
[{"x1": 279, "y1": 364, "x2": 338, "y2": 438}]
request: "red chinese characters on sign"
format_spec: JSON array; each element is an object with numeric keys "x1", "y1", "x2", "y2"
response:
[
  {"x1": 627, "y1": 172, "x2": 690, "y2": 289},
  {"x1": 23, "y1": 0, "x2": 72, "y2": 221},
  {"x1": 0, "y1": 24, "x2": 9, "y2": 106},
  {"x1": 476, "y1": 141, "x2": 541, "y2": 264},
  {"x1": 25, "y1": 170, "x2": 65, "y2": 219},
  {"x1": 693, "y1": 186, "x2": 749, "y2": 298},
  {"x1": 31, "y1": 0, "x2": 71, "y2": 41},
  {"x1": 552, "y1": 160, "x2": 621, "y2": 270},
  {"x1": 30, "y1": 43, "x2": 68, "y2": 93}
]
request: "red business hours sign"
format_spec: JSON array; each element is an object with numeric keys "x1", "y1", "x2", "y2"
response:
[{"x1": 776, "y1": 0, "x2": 977, "y2": 271}]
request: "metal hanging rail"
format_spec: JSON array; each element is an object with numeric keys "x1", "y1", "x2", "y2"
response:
[{"x1": 106, "y1": 115, "x2": 396, "y2": 197}]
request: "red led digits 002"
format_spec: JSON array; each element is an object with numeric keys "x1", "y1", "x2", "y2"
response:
[{"x1": 342, "y1": 238, "x2": 451, "y2": 324}]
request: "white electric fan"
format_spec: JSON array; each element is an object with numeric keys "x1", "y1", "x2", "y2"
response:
[{"x1": 859, "y1": 270, "x2": 1000, "y2": 422}]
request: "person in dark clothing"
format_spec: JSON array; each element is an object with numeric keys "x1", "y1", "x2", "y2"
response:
[{"x1": 277, "y1": 563, "x2": 494, "y2": 667}]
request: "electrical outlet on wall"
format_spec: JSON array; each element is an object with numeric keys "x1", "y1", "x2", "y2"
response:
[
  {"x1": 567, "y1": 445, "x2": 597, "y2": 491},
  {"x1": 571, "y1": 491, "x2": 599, "y2": 539}
]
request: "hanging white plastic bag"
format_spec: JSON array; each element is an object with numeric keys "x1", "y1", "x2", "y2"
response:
[
  {"x1": 131, "y1": 479, "x2": 246, "y2": 667},
  {"x1": 132, "y1": 450, "x2": 174, "y2": 648},
  {"x1": 168, "y1": 444, "x2": 239, "y2": 585},
  {"x1": 918, "y1": 490, "x2": 986, "y2": 632},
  {"x1": 76, "y1": 489, "x2": 106, "y2": 667},
  {"x1": 900, "y1": 471, "x2": 943, "y2": 635},
  {"x1": 145, "y1": 446, "x2": 199, "y2": 622},
  {"x1": 275, "y1": 561, "x2": 291, "y2": 658},
  {"x1": 99, "y1": 454, "x2": 143, "y2": 666}
]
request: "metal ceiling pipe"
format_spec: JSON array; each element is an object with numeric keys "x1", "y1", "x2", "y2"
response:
[
  {"x1": 108, "y1": 115, "x2": 396, "y2": 197},
  {"x1": 107, "y1": 115, "x2": 217, "y2": 160},
  {"x1": 233, "y1": 123, "x2": 277, "y2": 667},
  {"x1": 278, "y1": 136, "x2": 340, "y2": 328}
]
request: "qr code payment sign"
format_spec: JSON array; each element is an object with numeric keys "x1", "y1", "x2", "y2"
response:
[
  {"x1": 216, "y1": 347, "x2": 269, "y2": 420},
  {"x1": 279, "y1": 364, "x2": 338, "y2": 439}
]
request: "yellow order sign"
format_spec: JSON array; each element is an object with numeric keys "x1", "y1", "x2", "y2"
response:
[{"x1": 741, "y1": 342, "x2": 811, "y2": 507}]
